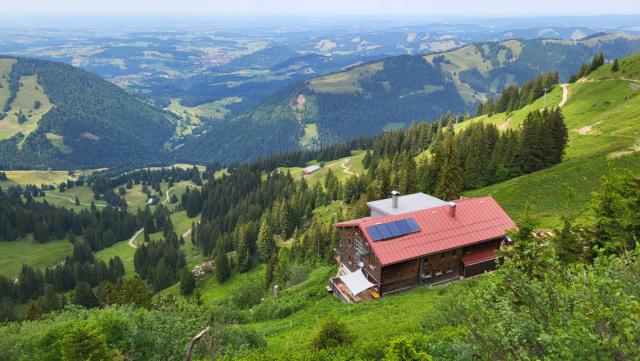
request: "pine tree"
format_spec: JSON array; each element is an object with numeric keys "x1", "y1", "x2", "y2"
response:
[
  {"x1": 180, "y1": 268, "x2": 196, "y2": 296},
  {"x1": 39, "y1": 284, "x2": 63, "y2": 313},
  {"x1": 0, "y1": 298, "x2": 16, "y2": 322},
  {"x1": 16, "y1": 265, "x2": 45, "y2": 302},
  {"x1": 214, "y1": 247, "x2": 231, "y2": 284},
  {"x1": 434, "y1": 133, "x2": 463, "y2": 200},
  {"x1": 257, "y1": 216, "x2": 276, "y2": 262},
  {"x1": 152, "y1": 258, "x2": 175, "y2": 291},
  {"x1": 118, "y1": 276, "x2": 151, "y2": 308},
  {"x1": 611, "y1": 58, "x2": 619, "y2": 72},
  {"x1": 72, "y1": 282, "x2": 99, "y2": 308}
]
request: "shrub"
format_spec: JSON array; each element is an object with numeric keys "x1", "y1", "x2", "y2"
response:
[
  {"x1": 231, "y1": 282, "x2": 264, "y2": 309},
  {"x1": 311, "y1": 316, "x2": 355, "y2": 349},
  {"x1": 384, "y1": 335, "x2": 433, "y2": 361}
]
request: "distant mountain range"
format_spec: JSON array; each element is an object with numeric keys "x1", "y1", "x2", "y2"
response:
[
  {"x1": 2, "y1": 32, "x2": 640, "y2": 169},
  {"x1": 177, "y1": 33, "x2": 640, "y2": 164}
]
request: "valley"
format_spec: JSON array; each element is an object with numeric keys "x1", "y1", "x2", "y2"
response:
[{"x1": 1, "y1": 11, "x2": 640, "y2": 361}]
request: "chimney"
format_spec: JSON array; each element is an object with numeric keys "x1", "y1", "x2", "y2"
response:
[
  {"x1": 391, "y1": 191, "x2": 400, "y2": 209},
  {"x1": 448, "y1": 201, "x2": 457, "y2": 218}
]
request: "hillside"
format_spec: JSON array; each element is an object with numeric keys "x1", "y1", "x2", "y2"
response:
[
  {"x1": 461, "y1": 51, "x2": 640, "y2": 227},
  {"x1": 0, "y1": 57, "x2": 175, "y2": 169},
  {"x1": 178, "y1": 33, "x2": 640, "y2": 164}
]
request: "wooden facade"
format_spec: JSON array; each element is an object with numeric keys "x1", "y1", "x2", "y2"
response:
[{"x1": 337, "y1": 227, "x2": 504, "y2": 296}]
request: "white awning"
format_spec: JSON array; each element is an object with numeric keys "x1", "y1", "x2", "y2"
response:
[{"x1": 339, "y1": 268, "x2": 375, "y2": 295}]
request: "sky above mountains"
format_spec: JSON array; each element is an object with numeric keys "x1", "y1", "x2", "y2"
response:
[{"x1": 4, "y1": 0, "x2": 640, "y2": 17}]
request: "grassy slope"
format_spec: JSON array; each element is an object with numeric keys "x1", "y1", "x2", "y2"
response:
[
  {"x1": 464, "y1": 55, "x2": 640, "y2": 228},
  {"x1": 0, "y1": 236, "x2": 72, "y2": 279},
  {"x1": 278, "y1": 150, "x2": 365, "y2": 188}
]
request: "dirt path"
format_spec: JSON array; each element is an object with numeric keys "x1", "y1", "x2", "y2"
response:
[
  {"x1": 128, "y1": 228, "x2": 144, "y2": 249},
  {"x1": 340, "y1": 159, "x2": 354, "y2": 176},
  {"x1": 44, "y1": 193, "x2": 107, "y2": 207},
  {"x1": 558, "y1": 84, "x2": 569, "y2": 108}
]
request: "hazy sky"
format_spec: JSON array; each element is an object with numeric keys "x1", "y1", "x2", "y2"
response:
[{"x1": 3, "y1": 0, "x2": 640, "y2": 17}]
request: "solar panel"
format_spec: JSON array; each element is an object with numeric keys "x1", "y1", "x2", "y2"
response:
[
  {"x1": 405, "y1": 218, "x2": 420, "y2": 232},
  {"x1": 386, "y1": 221, "x2": 402, "y2": 237},
  {"x1": 366, "y1": 226, "x2": 383, "y2": 241},
  {"x1": 366, "y1": 218, "x2": 421, "y2": 242},
  {"x1": 396, "y1": 219, "x2": 411, "y2": 234},
  {"x1": 377, "y1": 223, "x2": 392, "y2": 239}
]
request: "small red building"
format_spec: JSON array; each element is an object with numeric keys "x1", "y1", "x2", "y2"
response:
[{"x1": 330, "y1": 194, "x2": 515, "y2": 302}]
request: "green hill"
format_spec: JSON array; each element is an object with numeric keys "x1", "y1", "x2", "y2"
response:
[
  {"x1": 462, "y1": 51, "x2": 640, "y2": 228},
  {"x1": 0, "y1": 57, "x2": 175, "y2": 169},
  {"x1": 179, "y1": 33, "x2": 640, "y2": 164}
]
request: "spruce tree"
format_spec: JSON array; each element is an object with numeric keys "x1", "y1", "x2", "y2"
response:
[
  {"x1": 39, "y1": 284, "x2": 63, "y2": 313},
  {"x1": 72, "y1": 282, "x2": 99, "y2": 308},
  {"x1": 180, "y1": 268, "x2": 196, "y2": 296},
  {"x1": 152, "y1": 258, "x2": 175, "y2": 291},
  {"x1": 434, "y1": 133, "x2": 463, "y2": 200},
  {"x1": 611, "y1": 59, "x2": 619, "y2": 72},
  {"x1": 214, "y1": 247, "x2": 231, "y2": 284},
  {"x1": 257, "y1": 216, "x2": 276, "y2": 262}
]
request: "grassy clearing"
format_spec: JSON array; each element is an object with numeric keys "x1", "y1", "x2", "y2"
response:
[
  {"x1": 279, "y1": 150, "x2": 365, "y2": 188},
  {"x1": 0, "y1": 170, "x2": 70, "y2": 188},
  {"x1": 299, "y1": 123, "x2": 318, "y2": 147},
  {"x1": 95, "y1": 240, "x2": 137, "y2": 275},
  {"x1": 309, "y1": 62, "x2": 383, "y2": 94},
  {"x1": 0, "y1": 236, "x2": 72, "y2": 279},
  {"x1": 0, "y1": 74, "x2": 54, "y2": 143},
  {"x1": 44, "y1": 186, "x2": 107, "y2": 210}
]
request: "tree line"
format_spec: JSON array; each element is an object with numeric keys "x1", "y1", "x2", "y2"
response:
[{"x1": 475, "y1": 71, "x2": 559, "y2": 116}]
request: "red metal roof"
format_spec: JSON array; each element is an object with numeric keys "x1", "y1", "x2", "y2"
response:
[
  {"x1": 460, "y1": 248, "x2": 497, "y2": 266},
  {"x1": 335, "y1": 196, "x2": 515, "y2": 266}
]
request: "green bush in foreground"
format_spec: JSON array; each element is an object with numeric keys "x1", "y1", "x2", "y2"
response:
[{"x1": 311, "y1": 316, "x2": 356, "y2": 349}]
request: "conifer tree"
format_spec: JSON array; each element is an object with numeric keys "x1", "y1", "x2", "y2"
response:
[
  {"x1": 434, "y1": 133, "x2": 463, "y2": 200},
  {"x1": 72, "y1": 282, "x2": 99, "y2": 308},
  {"x1": 39, "y1": 284, "x2": 63, "y2": 313},
  {"x1": 611, "y1": 58, "x2": 619, "y2": 72},
  {"x1": 180, "y1": 268, "x2": 196, "y2": 296},
  {"x1": 214, "y1": 247, "x2": 231, "y2": 284},
  {"x1": 153, "y1": 258, "x2": 175, "y2": 291},
  {"x1": 257, "y1": 216, "x2": 276, "y2": 262}
]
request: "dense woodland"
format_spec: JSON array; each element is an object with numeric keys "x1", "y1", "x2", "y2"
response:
[{"x1": 0, "y1": 57, "x2": 174, "y2": 169}]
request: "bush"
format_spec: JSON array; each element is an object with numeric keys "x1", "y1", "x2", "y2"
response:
[
  {"x1": 230, "y1": 281, "x2": 264, "y2": 309},
  {"x1": 384, "y1": 335, "x2": 433, "y2": 361},
  {"x1": 203, "y1": 325, "x2": 265, "y2": 359},
  {"x1": 311, "y1": 316, "x2": 355, "y2": 349}
]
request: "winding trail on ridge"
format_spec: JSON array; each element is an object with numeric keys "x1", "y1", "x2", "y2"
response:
[
  {"x1": 44, "y1": 193, "x2": 107, "y2": 207},
  {"x1": 128, "y1": 228, "x2": 144, "y2": 249},
  {"x1": 128, "y1": 183, "x2": 200, "y2": 249},
  {"x1": 340, "y1": 159, "x2": 355, "y2": 176},
  {"x1": 558, "y1": 83, "x2": 569, "y2": 108}
]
